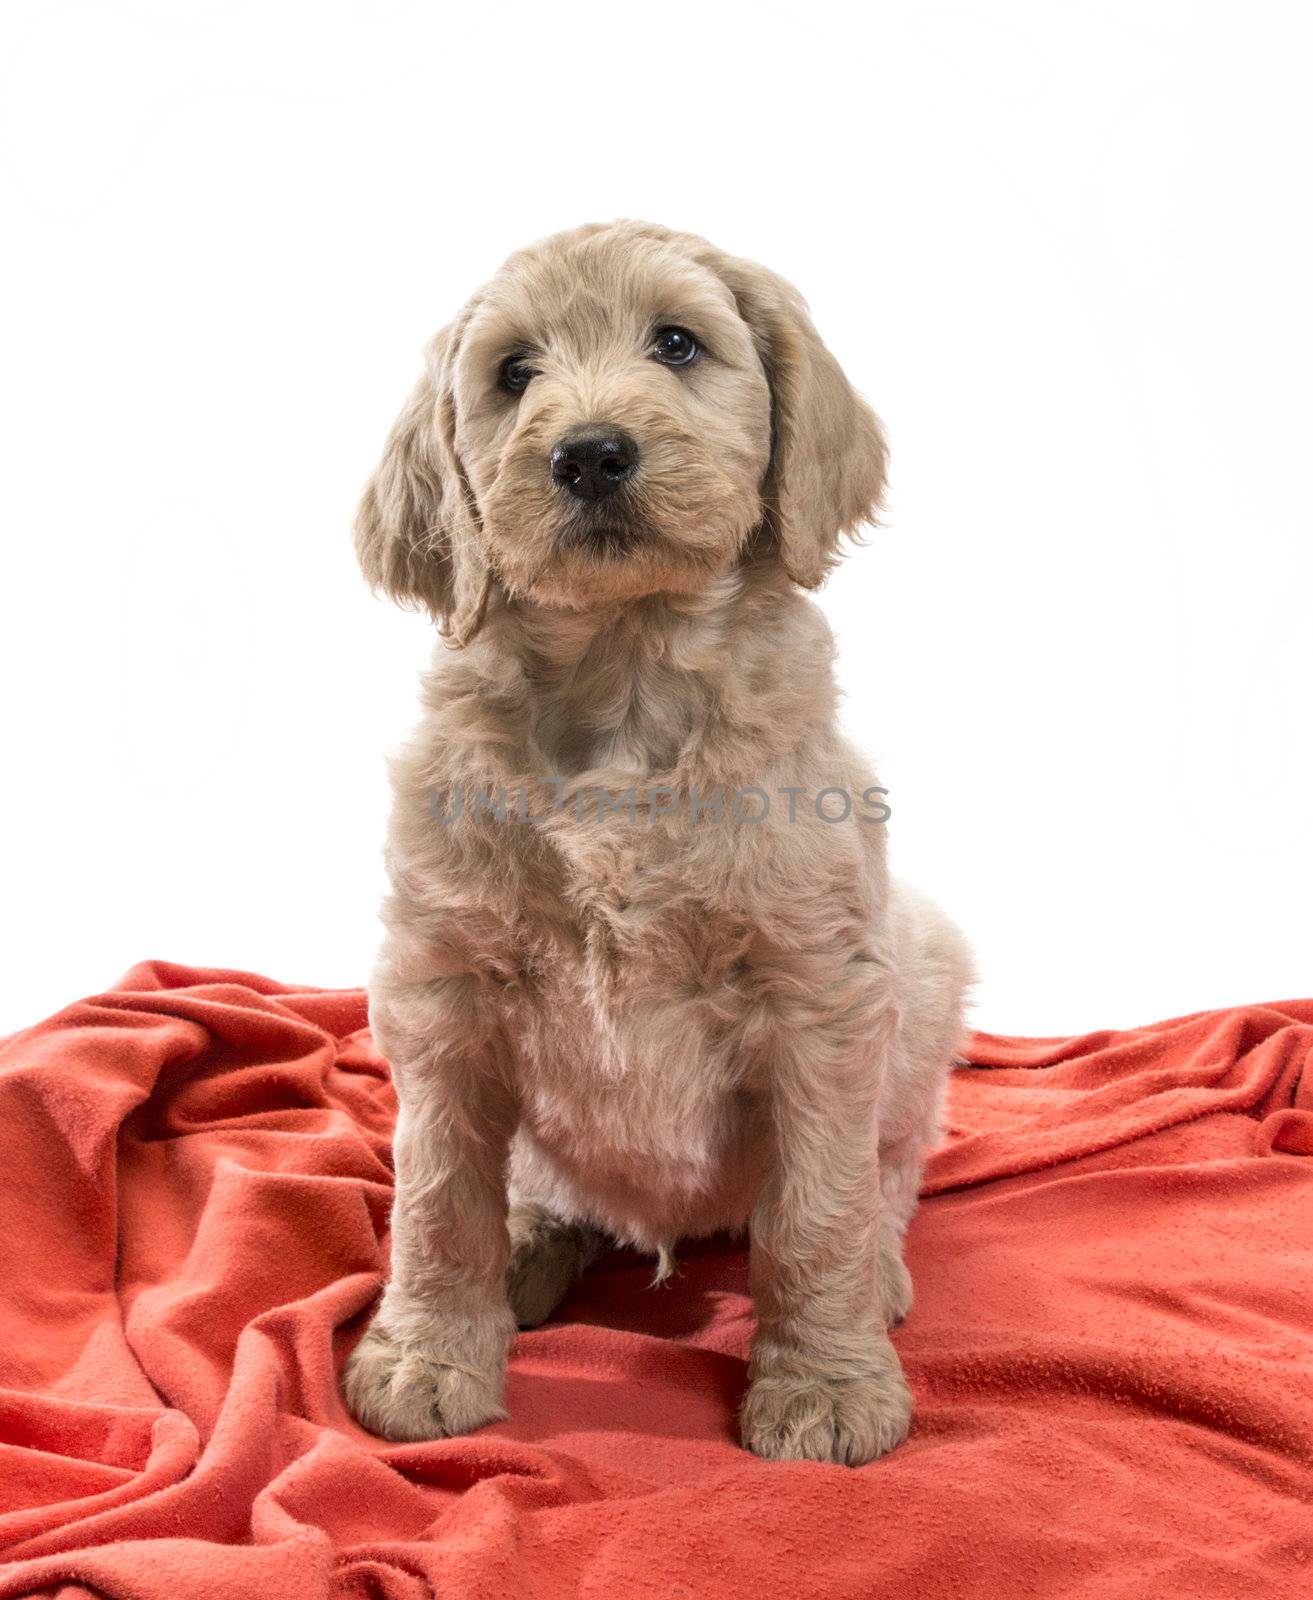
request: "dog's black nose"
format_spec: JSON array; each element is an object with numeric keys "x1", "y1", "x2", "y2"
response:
[{"x1": 549, "y1": 429, "x2": 639, "y2": 501}]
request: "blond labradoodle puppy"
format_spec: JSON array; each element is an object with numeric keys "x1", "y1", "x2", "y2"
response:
[{"x1": 342, "y1": 221, "x2": 972, "y2": 1465}]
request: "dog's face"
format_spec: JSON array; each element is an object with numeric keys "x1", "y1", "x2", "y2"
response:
[
  {"x1": 457, "y1": 230, "x2": 773, "y2": 612},
  {"x1": 356, "y1": 222, "x2": 888, "y2": 641}
]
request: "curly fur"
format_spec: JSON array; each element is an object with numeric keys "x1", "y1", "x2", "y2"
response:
[{"x1": 343, "y1": 221, "x2": 973, "y2": 1465}]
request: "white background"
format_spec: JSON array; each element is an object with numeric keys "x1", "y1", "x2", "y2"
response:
[{"x1": 2, "y1": 0, "x2": 1309, "y2": 1036}]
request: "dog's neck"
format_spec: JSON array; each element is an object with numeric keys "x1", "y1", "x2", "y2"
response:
[
  {"x1": 462, "y1": 561, "x2": 838, "y2": 779},
  {"x1": 500, "y1": 572, "x2": 745, "y2": 775}
]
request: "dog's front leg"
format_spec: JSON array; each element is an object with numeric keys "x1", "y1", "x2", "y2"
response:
[
  {"x1": 740, "y1": 997, "x2": 913, "y2": 1466},
  {"x1": 343, "y1": 976, "x2": 517, "y2": 1442}
]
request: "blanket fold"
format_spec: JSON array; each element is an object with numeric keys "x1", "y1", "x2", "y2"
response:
[{"x1": 0, "y1": 964, "x2": 1309, "y2": 1598}]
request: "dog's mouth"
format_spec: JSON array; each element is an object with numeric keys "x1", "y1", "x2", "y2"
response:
[{"x1": 556, "y1": 516, "x2": 648, "y2": 558}]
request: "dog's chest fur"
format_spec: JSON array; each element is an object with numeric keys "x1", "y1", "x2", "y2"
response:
[
  {"x1": 396, "y1": 579, "x2": 870, "y2": 1247},
  {"x1": 497, "y1": 802, "x2": 767, "y2": 1247}
]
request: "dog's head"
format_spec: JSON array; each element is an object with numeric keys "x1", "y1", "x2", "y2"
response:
[{"x1": 355, "y1": 221, "x2": 887, "y2": 642}]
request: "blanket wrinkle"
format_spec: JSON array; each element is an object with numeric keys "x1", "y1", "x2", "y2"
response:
[{"x1": 0, "y1": 965, "x2": 1310, "y2": 1598}]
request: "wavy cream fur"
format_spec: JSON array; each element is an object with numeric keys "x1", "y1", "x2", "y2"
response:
[{"x1": 343, "y1": 221, "x2": 972, "y2": 1465}]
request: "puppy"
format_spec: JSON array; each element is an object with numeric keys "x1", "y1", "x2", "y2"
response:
[{"x1": 343, "y1": 221, "x2": 972, "y2": 1465}]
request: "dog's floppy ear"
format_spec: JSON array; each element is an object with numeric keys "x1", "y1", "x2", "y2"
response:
[
  {"x1": 710, "y1": 253, "x2": 888, "y2": 588},
  {"x1": 353, "y1": 320, "x2": 491, "y2": 647}
]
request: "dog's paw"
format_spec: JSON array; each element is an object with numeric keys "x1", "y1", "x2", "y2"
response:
[
  {"x1": 506, "y1": 1205, "x2": 602, "y2": 1328},
  {"x1": 343, "y1": 1318, "x2": 509, "y2": 1442},
  {"x1": 740, "y1": 1347, "x2": 913, "y2": 1466},
  {"x1": 877, "y1": 1248, "x2": 914, "y2": 1328}
]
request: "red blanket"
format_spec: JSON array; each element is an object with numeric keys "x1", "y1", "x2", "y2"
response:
[{"x1": 1, "y1": 964, "x2": 1310, "y2": 1598}]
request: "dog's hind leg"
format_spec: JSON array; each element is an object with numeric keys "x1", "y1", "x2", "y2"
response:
[
  {"x1": 506, "y1": 1198, "x2": 605, "y2": 1328},
  {"x1": 875, "y1": 880, "x2": 974, "y2": 1328},
  {"x1": 875, "y1": 1135, "x2": 924, "y2": 1327}
]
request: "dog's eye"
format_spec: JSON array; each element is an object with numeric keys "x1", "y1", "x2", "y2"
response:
[
  {"x1": 651, "y1": 327, "x2": 699, "y2": 367},
  {"x1": 499, "y1": 354, "x2": 536, "y2": 394}
]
